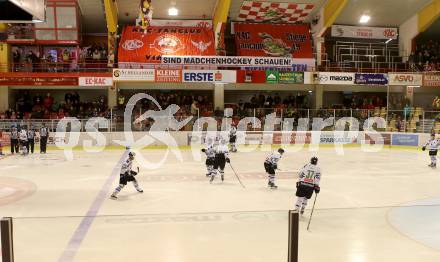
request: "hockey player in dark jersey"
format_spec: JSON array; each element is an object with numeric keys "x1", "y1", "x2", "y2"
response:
[
  {"x1": 211, "y1": 141, "x2": 230, "y2": 183},
  {"x1": 201, "y1": 143, "x2": 216, "y2": 177},
  {"x1": 111, "y1": 152, "x2": 143, "y2": 199},
  {"x1": 264, "y1": 148, "x2": 284, "y2": 189},
  {"x1": 295, "y1": 157, "x2": 321, "y2": 215}
]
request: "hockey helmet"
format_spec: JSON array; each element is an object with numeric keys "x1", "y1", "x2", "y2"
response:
[
  {"x1": 128, "y1": 152, "x2": 136, "y2": 159},
  {"x1": 311, "y1": 157, "x2": 318, "y2": 165}
]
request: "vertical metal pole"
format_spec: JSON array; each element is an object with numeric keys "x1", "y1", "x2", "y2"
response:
[
  {"x1": 423, "y1": 111, "x2": 426, "y2": 133},
  {"x1": 1, "y1": 217, "x2": 14, "y2": 262},
  {"x1": 386, "y1": 85, "x2": 390, "y2": 125},
  {"x1": 404, "y1": 110, "x2": 407, "y2": 133},
  {"x1": 287, "y1": 210, "x2": 299, "y2": 262},
  {"x1": 281, "y1": 109, "x2": 284, "y2": 131},
  {"x1": 253, "y1": 108, "x2": 256, "y2": 130},
  {"x1": 110, "y1": 108, "x2": 113, "y2": 132}
]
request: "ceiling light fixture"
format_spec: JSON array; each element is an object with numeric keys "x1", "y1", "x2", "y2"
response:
[
  {"x1": 168, "y1": 7, "x2": 178, "y2": 16},
  {"x1": 359, "y1": 15, "x2": 370, "y2": 24}
]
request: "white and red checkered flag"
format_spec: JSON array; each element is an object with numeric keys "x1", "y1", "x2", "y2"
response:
[{"x1": 237, "y1": 1, "x2": 314, "y2": 23}]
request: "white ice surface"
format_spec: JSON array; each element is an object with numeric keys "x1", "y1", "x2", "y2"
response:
[{"x1": 0, "y1": 147, "x2": 439, "y2": 262}]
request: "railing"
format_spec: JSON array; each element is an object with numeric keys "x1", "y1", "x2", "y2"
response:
[
  {"x1": 2, "y1": 60, "x2": 112, "y2": 73},
  {"x1": 2, "y1": 109, "x2": 439, "y2": 133}
]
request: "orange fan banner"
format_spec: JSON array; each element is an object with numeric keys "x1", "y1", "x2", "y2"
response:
[
  {"x1": 118, "y1": 26, "x2": 216, "y2": 65},
  {"x1": 233, "y1": 23, "x2": 313, "y2": 59}
]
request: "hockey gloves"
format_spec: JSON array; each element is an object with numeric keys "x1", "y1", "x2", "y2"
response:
[
  {"x1": 130, "y1": 171, "x2": 138, "y2": 176},
  {"x1": 422, "y1": 146, "x2": 426, "y2": 151},
  {"x1": 296, "y1": 182, "x2": 300, "y2": 188},
  {"x1": 314, "y1": 186, "x2": 320, "y2": 194},
  {"x1": 226, "y1": 158, "x2": 230, "y2": 163}
]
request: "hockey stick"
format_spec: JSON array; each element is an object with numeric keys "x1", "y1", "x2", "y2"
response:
[
  {"x1": 307, "y1": 193, "x2": 318, "y2": 231},
  {"x1": 228, "y1": 162, "x2": 246, "y2": 188}
]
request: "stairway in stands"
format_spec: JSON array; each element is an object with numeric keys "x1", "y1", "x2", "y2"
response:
[{"x1": 416, "y1": 119, "x2": 436, "y2": 133}]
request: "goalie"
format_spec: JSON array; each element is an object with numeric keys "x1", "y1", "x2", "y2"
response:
[
  {"x1": 111, "y1": 152, "x2": 143, "y2": 199},
  {"x1": 422, "y1": 134, "x2": 440, "y2": 168}
]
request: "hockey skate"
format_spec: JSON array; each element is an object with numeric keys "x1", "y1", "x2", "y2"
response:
[
  {"x1": 110, "y1": 194, "x2": 118, "y2": 199},
  {"x1": 221, "y1": 174, "x2": 224, "y2": 181},
  {"x1": 268, "y1": 182, "x2": 278, "y2": 189},
  {"x1": 210, "y1": 174, "x2": 215, "y2": 183},
  {"x1": 137, "y1": 188, "x2": 144, "y2": 193},
  {"x1": 300, "y1": 207, "x2": 306, "y2": 215}
]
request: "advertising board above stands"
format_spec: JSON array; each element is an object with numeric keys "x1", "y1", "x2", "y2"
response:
[
  {"x1": 232, "y1": 23, "x2": 313, "y2": 59},
  {"x1": 331, "y1": 25, "x2": 398, "y2": 40},
  {"x1": 118, "y1": 26, "x2": 216, "y2": 67},
  {"x1": 117, "y1": 22, "x2": 315, "y2": 71}
]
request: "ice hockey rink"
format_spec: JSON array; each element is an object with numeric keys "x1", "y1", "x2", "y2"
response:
[{"x1": 1, "y1": 146, "x2": 440, "y2": 262}]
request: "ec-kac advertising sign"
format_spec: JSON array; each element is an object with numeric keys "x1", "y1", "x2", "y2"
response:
[
  {"x1": 355, "y1": 73, "x2": 388, "y2": 85},
  {"x1": 315, "y1": 72, "x2": 355, "y2": 85},
  {"x1": 388, "y1": 73, "x2": 423, "y2": 86},
  {"x1": 79, "y1": 77, "x2": 113, "y2": 87},
  {"x1": 182, "y1": 70, "x2": 236, "y2": 83}
]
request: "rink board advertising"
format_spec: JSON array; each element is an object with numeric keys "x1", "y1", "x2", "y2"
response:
[
  {"x1": 354, "y1": 73, "x2": 388, "y2": 85},
  {"x1": 391, "y1": 134, "x2": 419, "y2": 146}
]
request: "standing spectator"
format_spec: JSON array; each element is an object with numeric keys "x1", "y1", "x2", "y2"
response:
[
  {"x1": 191, "y1": 101, "x2": 198, "y2": 116},
  {"x1": 92, "y1": 49, "x2": 101, "y2": 60},
  {"x1": 40, "y1": 123, "x2": 49, "y2": 154},
  {"x1": 43, "y1": 93, "x2": 54, "y2": 110},
  {"x1": 62, "y1": 49, "x2": 70, "y2": 66},
  {"x1": 13, "y1": 49, "x2": 21, "y2": 71}
]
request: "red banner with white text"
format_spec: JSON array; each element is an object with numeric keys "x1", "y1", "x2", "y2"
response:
[
  {"x1": 233, "y1": 23, "x2": 313, "y2": 58},
  {"x1": 118, "y1": 26, "x2": 216, "y2": 65}
]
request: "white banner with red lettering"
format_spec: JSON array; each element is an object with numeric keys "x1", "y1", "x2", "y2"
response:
[
  {"x1": 79, "y1": 77, "x2": 113, "y2": 87},
  {"x1": 331, "y1": 25, "x2": 398, "y2": 40},
  {"x1": 150, "y1": 20, "x2": 212, "y2": 29}
]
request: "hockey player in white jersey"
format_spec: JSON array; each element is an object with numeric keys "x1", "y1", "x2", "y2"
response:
[
  {"x1": 201, "y1": 142, "x2": 216, "y2": 177},
  {"x1": 295, "y1": 157, "x2": 321, "y2": 215},
  {"x1": 264, "y1": 148, "x2": 285, "y2": 189},
  {"x1": 422, "y1": 134, "x2": 440, "y2": 168},
  {"x1": 19, "y1": 126, "x2": 28, "y2": 156},
  {"x1": 229, "y1": 125, "x2": 237, "y2": 152},
  {"x1": 211, "y1": 140, "x2": 230, "y2": 183},
  {"x1": 111, "y1": 152, "x2": 143, "y2": 199}
]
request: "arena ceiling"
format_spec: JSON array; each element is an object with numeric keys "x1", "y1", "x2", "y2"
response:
[
  {"x1": 335, "y1": 0, "x2": 431, "y2": 27},
  {"x1": 77, "y1": 0, "x2": 432, "y2": 34}
]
